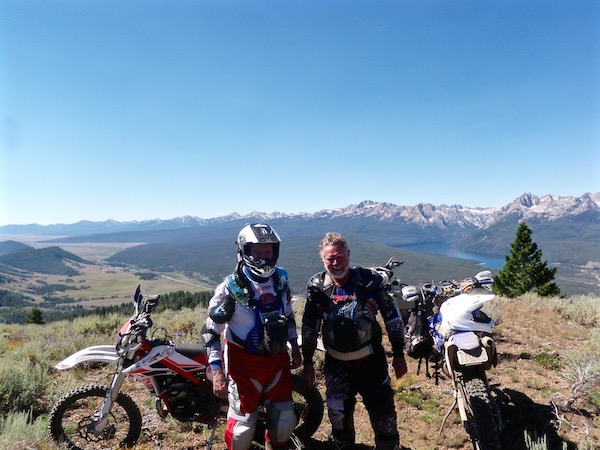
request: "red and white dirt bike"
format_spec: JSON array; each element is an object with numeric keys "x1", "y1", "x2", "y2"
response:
[{"x1": 48, "y1": 286, "x2": 324, "y2": 450}]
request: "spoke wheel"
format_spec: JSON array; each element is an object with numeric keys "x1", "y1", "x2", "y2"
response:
[
  {"x1": 49, "y1": 384, "x2": 142, "y2": 450},
  {"x1": 290, "y1": 374, "x2": 324, "y2": 439}
]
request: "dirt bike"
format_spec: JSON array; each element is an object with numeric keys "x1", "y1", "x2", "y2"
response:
[
  {"x1": 48, "y1": 286, "x2": 324, "y2": 450},
  {"x1": 373, "y1": 260, "x2": 502, "y2": 449},
  {"x1": 431, "y1": 292, "x2": 503, "y2": 450},
  {"x1": 437, "y1": 269, "x2": 494, "y2": 296}
]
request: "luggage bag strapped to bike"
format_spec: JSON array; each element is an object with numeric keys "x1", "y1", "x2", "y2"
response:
[{"x1": 401, "y1": 285, "x2": 434, "y2": 360}]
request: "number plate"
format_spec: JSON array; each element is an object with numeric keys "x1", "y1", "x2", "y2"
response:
[{"x1": 457, "y1": 348, "x2": 488, "y2": 366}]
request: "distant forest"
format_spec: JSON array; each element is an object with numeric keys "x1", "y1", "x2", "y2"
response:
[{"x1": 0, "y1": 290, "x2": 213, "y2": 325}]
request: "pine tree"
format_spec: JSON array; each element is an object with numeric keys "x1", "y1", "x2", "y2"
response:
[
  {"x1": 493, "y1": 221, "x2": 560, "y2": 297},
  {"x1": 26, "y1": 307, "x2": 45, "y2": 325}
]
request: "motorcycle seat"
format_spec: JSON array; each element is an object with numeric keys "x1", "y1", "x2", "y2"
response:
[{"x1": 175, "y1": 342, "x2": 206, "y2": 359}]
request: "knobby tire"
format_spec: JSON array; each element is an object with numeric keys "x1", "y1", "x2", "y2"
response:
[
  {"x1": 48, "y1": 384, "x2": 142, "y2": 450},
  {"x1": 290, "y1": 373, "x2": 324, "y2": 439},
  {"x1": 462, "y1": 375, "x2": 501, "y2": 450}
]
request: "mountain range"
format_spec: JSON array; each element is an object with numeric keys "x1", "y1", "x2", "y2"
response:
[
  {"x1": 1, "y1": 192, "x2": 599, "y2": 296},
  {"x1": 2, "y1": 192, "x2": 599, "y2": 235}
]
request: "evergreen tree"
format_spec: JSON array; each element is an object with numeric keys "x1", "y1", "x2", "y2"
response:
[
  {"x1": 26, "y1": 307, "x2": 45, "y2": 325},
  {"x1": 493, "y1": 221, "x2": 560, "y2": 297}
]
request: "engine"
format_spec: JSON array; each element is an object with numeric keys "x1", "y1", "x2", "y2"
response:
[{"x1": 157, "y1": 375, "x2": 219, "y2": 422}]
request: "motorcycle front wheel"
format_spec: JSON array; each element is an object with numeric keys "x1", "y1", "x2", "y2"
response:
[
  {"x1": 290, "y1": 373, "x2": 324, "y2": 439},
  {"x1": 48, "y1": 384, "x2": 142, "y2": 450},
  {"x1": 461, "y1": 374, "x2": 501, "y2": 450}
]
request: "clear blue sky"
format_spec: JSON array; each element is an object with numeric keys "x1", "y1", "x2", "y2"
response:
[{"x1": 1, "y1": 1, "x2": 598, "y2": 226}]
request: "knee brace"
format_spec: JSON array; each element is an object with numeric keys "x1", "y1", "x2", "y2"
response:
[{"x1": 266, "y1": 401, "x2": 296, "y2": 444}]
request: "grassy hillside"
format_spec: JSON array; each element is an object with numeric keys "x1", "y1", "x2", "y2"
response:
[
  {"x1": 0, "y1": 293, "x2": 598, "y2": 449},
  {"x1": 0, "y1": 240, "x2": 33, "y2": 256},
  {"x1": 0, "y1": 246, "x2": 91, "y2": 276},
  {"x1": 0, "y1": 257, "x2": 214, "y2": 324}
]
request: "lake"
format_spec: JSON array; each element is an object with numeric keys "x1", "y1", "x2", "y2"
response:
[{"x1": 396, "y1": 243, "x2": 505, "y2": 269}]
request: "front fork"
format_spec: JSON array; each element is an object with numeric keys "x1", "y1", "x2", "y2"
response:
[
  {"x1": 91, "y1": 362, "x2": 128, "y2": 435},
  {"x1": 454, "y1": 376, "x2": 469, "y2": 422}
]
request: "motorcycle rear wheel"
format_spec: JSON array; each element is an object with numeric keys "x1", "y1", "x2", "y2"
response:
[
  {"x1": 48, "y1": 384, "x2": 142, "y2": 450},
  {"x1": 461, "y1": 374, "x2": 501, "y2": 450}
]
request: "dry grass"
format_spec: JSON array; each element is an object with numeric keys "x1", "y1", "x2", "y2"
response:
[{"x1": 1, "y1": 288, "x2": 599, "y2": 449}]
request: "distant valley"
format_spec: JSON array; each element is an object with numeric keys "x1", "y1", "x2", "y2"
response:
[{"x1": 1, "y1": 192, "x2": 599, "y2": 311}]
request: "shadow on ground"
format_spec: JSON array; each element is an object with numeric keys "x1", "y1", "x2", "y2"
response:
[
  {"x1": 496, "y1": 387, "x2": 579, "y2": 450},
  {"x1": 297, "y1": 385, "x2": 581, "y2": 450}
]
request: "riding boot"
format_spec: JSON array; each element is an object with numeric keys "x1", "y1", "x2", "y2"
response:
[{"x1": 328, "y1": 436, "x2": 354, "y2": 449}]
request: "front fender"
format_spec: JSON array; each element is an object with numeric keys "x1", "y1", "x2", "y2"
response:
[{"x1": 55, "y1": 345, "x2": 119, "y2": 370}]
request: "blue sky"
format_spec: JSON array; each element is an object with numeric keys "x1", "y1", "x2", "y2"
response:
[{"x1": 1, "y1": 0, "x2": 598, "y2": 226}]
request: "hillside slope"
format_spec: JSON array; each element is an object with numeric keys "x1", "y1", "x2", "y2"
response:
[
  {"x1": 0, "y1": 292, "x2": 598, "y2": 449},
  {"x1": 0, "y1": 247, "x2": 91, "y2": 276},
  {"x1": 16, "y1": 296, "x2": 600, "y2": 450}
]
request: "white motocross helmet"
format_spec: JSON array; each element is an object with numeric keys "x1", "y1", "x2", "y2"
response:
[
  {"x1": 236, "y1": 223, "x2": 281, "y2": 278},
  {"x1": 438, "y1": 293, "x2": 496, "y2": 336}
]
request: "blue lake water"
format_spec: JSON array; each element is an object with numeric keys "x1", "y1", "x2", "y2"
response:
[{"x1": 396, "y1": 243, "x2": 505, "y2": 269}]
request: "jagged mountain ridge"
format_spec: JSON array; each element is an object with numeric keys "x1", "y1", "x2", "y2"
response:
[{"x1": 1, "y1": 192, "x2": 598, "y2": 237}]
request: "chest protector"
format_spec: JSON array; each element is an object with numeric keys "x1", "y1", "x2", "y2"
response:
[
  {"x1": 321, "y1": 268, "x2": 376, "y2": 353},
  {"x1": 225, "y1": 266, "x2": 290, "y2": 355}
]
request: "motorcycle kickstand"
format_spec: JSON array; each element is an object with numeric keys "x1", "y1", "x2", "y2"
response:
[
  {"x1": 206, "y1": 422, "x2": 218, "y2": 450},
  {"x1": 437, "y1": 397, "x2": 457, "y2": 438}
]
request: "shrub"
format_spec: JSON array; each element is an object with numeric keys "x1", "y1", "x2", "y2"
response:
[
  {"x1": 533, "y1": 351, "x2": 561, "y2": 370},
  {"x1": 588, "y1": 388, "x2": 600, "y2": 410},
  {"x1": 0, "y1": 355, "x2": 47, "y2": 414},
  {"x1": 561, "y1": 348, "x2": 600, "y2": 409},
  {"x1": 0, "y1": 410, "x2": 49, "y2": 449},
  {"x1": 547, "y1": 295, "x2": 600, "y2": 327}
]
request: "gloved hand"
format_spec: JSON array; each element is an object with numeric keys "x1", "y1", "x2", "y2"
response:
[
  {"x1": 392, "y1": 355, "x2": 408, "y2": 379},
  {"x1": 212, "y1": 368, "x2": 228, "y2": 398},
  {"x1": 290, "y1": 347, "x2": 302, "y2": 369}
]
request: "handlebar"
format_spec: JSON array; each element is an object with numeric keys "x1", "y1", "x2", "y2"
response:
[
  {"x1": 373, "y1": 258, "x2": 492, "y2": 299},
  {"x1": 144, "y1": 295, "x2": 160, "y2": 313},
  {"x1": 384, "y1": 258, "x2": 403, "y2": 270},
  {"x1": 131, "y1": 289, "x2": 161, "y2": 334}
]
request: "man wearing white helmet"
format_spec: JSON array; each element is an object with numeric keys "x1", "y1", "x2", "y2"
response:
[{"x1": 201, "y1": 223, "x2": 302, "y2": 450}]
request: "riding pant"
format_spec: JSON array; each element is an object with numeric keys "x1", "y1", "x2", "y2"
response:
[{"x1": 224, "y1": 342, "x2": 296, "y2": 450}]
